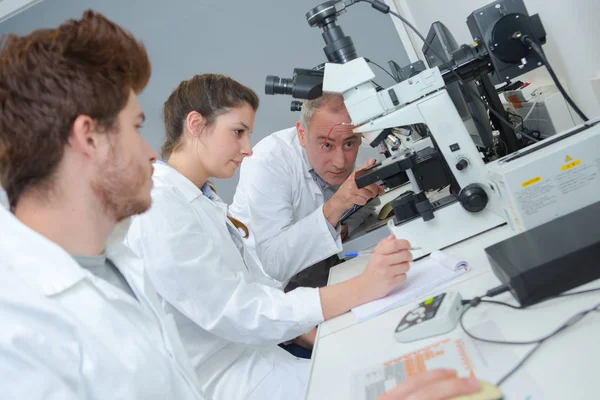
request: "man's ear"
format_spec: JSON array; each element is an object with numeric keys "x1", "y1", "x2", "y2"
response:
[
  {"x1": 186, "y1": 111, "x2": 206, "y2": 137},
  {"x1": 68, "y1": 114, "x2": 100, "y2": 158},
  {"x1": 296, "y1": 120, "x2": 307, "y2": 148}
]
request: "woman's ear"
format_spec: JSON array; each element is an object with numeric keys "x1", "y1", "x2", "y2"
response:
[{"x1": 185, "y1": 111, "x2": 205, "y2": 137}]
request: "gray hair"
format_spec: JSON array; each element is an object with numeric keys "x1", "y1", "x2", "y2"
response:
[{"x1": 300, "y1": 93, "x2": 347, "y2": 130}]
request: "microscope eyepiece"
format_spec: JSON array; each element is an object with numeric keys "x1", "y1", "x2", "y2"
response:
[{"x1": 265, "y1": 75, "x2": 294, "y2": 96}]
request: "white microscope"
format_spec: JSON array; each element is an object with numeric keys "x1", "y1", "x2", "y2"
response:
[{"x1": 265, "y1": 0, "x2": 599, "y2": 257}]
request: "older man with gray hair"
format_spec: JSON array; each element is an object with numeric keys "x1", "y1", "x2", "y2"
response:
[{"x1": 231, "y1": 93, "x2": 383, "y2": 293}]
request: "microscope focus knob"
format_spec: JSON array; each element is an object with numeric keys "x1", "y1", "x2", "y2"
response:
[
  {"x1": 455, "y1": 159, "x2": 469, "y2": 171},
  {"x1": 458, "y1": 184, "x2": 488, "y2": 213}
]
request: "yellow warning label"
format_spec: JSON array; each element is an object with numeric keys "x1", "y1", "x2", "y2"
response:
[
  {"x1": 561, "y1": 159, "x2": 581, "y2": 171},
  {"x1": 521, "y1": 176, "x2": 542, "y2": 188},
  {"x1": 565, "y1": 155, "x2": 573, "y2": 162}
]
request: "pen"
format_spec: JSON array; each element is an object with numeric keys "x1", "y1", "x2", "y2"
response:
[
  {"x1": 340, "y1": 204, "x2": 359, "y2": 223},
  {"x1": 344, "y1": 247, "x2": 422, "y2": 258}
]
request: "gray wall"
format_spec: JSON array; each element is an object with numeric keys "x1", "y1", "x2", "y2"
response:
[{"x1": 0, "y1": 0, "x2": 409, "y2": 202}]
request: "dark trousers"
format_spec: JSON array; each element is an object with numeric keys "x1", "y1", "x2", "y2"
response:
[
  {"x1": 284, "y1": 255, "x2": 343, "y2": 292},
  {"x1": 278, "y1": 343, "x2": 313, "y2": 359}
]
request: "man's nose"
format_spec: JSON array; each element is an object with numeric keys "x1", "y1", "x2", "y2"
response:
[{"x1": 331, "y1": 147, "x2": 345, "y2": 169}]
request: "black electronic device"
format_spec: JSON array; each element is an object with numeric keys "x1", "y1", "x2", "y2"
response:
[
  {"x1": 485, "y1": 201, "x2": 600, "y2": 307},
  {"x1": 467, "y1": 0, "x2": 546, "y2": 85},
  {"x1": 423, "y1": 22, "x2": 494, "y2": 149},
  {"x1": 354, "y1": 155, "x2": 413, "y2": 189}
]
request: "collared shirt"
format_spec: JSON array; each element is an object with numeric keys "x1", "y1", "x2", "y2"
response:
[
  {"x1": 305, "y1": 159, "x2": 372, "y2": 236},
  {"x1": 200, "y1": 183, "x2": 214, "y2": 200},
  {"x1": 308, "y1": 169, "x2": 339, "y2": 203}
]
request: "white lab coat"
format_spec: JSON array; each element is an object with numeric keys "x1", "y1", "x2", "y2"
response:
[
  {"x1": 125, "y1": 162, "x2": 324, "y2": 400},
  {"x1": 230, "y1": 126, "x2": 375, "y2": 286},
  {"x1": 0, "y1": 203, "x2": 203, "y2": 399}
]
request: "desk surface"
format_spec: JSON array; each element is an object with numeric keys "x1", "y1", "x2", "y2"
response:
[{"x1": 307, "y1": 225, "x2": 600, "y2": 400}]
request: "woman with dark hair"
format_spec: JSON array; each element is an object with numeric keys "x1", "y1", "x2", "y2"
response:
[{"x1": 126, "y1": 74, "x2": 479, "y2": 400}]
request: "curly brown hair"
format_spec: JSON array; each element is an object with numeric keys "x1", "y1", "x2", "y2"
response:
[{"x1": 0, "y1": 10, "x2": 151, "y2": 208}]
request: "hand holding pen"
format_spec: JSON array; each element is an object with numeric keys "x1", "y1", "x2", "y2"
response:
[
  {"x1": 344, "y1": 247, "x2": 421, "y2": 258},
  {"x1": 354, "y1": 235, "x2": 414, "y2": 302}
]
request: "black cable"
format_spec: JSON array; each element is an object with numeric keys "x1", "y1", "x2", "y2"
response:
[
  {"x1": 359, "y1": 0, "x2": 542, "y2": 143},
  {"x1": 486, "y1": 284, "x2": 510, "y2": 297},
  {"x1": 371, "y1": 80, "x2": 384, "y2": 91},
  {"x1": 365, "y1": 58, "x2": 398, "y2": 83},
  {"x1": 496, "y1": 341, "x2": 544, "y2": 386},
  {"x1": 497, "y1": 300, "x2": 600, "y2": 386},
  {"x1": 505, "y1": 112, "x2": 534, "y2": 143},
  {"x1": 386, "y1": 8, "x2": 542, "y2": 144},
  {"x1": 459, "y1": 287, "x2": 600, "y2": 386},
  {"x1": 558, "y1": 287, "x2": 600, "y2": 298},
  {"x1": 462, "y1": 284, "x2": 509, "y2": 307},
  {"x1": 521, "y1": 35, "x2": 589, "y2": 122},
  {"x1": 477, "y1": 299, "x2": 522, "y2": 310},
  {"x1": 506, "y1": 111, "x2": 524, "y2": 126}
]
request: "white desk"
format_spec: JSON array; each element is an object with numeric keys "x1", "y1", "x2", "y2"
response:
[{"x1": 307, "y1": 225, "x2": 600, "y2": 400}]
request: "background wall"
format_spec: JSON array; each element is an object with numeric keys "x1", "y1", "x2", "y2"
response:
[
  {"x1": 0, "y1": 0, "x2": 42, "y2": 22},
  {"x1": 0, "y1": 0, "x2": 410, "y2": 202}
]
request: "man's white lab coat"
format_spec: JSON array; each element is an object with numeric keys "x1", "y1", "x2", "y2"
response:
[
  {"x1": 0, "y1": 200, "x2": 203, "y2": 399},
  {"x1": 230, "y1": 126, "x2": 375, "y2": 286},
  {"x1": 125, "y1": 162, "x2": 324, "y2": 400}
]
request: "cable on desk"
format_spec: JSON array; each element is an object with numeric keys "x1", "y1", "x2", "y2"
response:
[
  {"x1": 496, "y1": 300, "x2": 600, "y2": 386},
  {"x1": 460, "y1": 283, "x2": 510, "y2": 307},
  {"x1": 459, "y1": 287, "x2": 600, "y2": 386}
]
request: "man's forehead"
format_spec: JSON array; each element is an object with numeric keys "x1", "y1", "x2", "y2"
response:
[
  {"x1": 312, "y1": 106, "x2": 350, "y2": 124},
  {"x1": 316, "y1": 127, "x2": 360, "y2": 143},
  {"x1": 310, "y1": 110, "x2": 353, "y2": 131}
]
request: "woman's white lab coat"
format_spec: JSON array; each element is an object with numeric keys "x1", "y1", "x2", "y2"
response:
[
  {"x1": 125, "y1": 162, "x2": 325, "y2": 400},
  {"x1": 0, "y1": 203, "x2": 203, "y2": 399}
]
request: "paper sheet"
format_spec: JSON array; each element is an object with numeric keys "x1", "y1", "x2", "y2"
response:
[
  {"x1": 352, "y1": 322, "x2": 543, "y2": 400},
  {"x1": 351, "y1": 251, "x2": 469, "y2": 322},
  {"x1": 354, "y1": 337, "x2": 476, "y2": 400}
]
